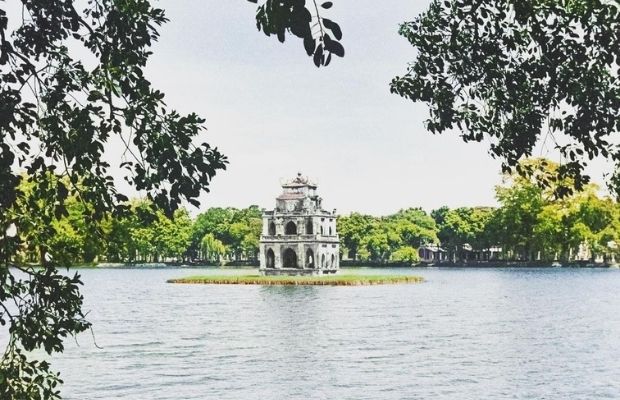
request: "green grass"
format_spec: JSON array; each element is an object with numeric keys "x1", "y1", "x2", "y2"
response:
[{"x1": 167, "y1": 274, "x2": 424, "y2": 286}]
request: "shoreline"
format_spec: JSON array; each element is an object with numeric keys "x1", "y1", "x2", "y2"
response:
[
  {"x1": 167, "y1": 274, "x2": 424, "y2": 286},
  {"x1": 10, "y1": 262, "x2": 619, "y2": 270},
  {"x1": 342, "y1": 261, "x2": 620, "y2": 269}
]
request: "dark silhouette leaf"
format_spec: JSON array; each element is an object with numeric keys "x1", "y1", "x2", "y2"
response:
[{"x1": 322, "y1": 18, "x2": 342, "y2": 40}]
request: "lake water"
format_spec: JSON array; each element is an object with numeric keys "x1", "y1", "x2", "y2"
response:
[{"x1": 43, "y1": 268, "x2": 620, "y2": 399}]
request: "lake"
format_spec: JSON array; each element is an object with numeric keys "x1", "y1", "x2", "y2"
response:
[{"x1": 45, "y1": 267, "x2": 620, "y2": 399}]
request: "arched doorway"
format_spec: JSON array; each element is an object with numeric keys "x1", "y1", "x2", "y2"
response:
[
  {"x1": 306, "y1": 219, "x2": 313, "y2": 234},
  {"x1": 266, "y1": 248, "x2": 275, "y2": 268},
  {"x1": 268, "y1": 222, "x2": 276, "y2": 236},
  {"x1": 306, "y1": 249, "x2": 314, "y2": 268},
  {"x1": 283, "y1": 248, "x2": 298, "y2": 268},
  {"x1": 284, "y1": 221, "x2": 297, "y2": 235}
]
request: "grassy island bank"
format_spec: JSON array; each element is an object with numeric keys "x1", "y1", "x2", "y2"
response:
[{"x1": 167, "y1": 274, "x2": 424, "y2": 286}]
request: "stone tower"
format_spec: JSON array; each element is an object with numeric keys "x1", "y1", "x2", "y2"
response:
[{"x1": 259, "y1": 173, "x2": 340, "y2": 276}]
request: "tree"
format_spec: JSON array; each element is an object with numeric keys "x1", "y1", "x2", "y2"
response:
[
  {"x1": 387, "y1": 208, "x2": 439, "y2": 247},
  {"x1": 126, "y1": 199, "x2": 158, "y2": 262},
  {"x1": 189, "y1": 208, "x2": 234, "y2": 259},
  {"x1": 391, "y1": 246, "x2": 420, "y2": 264},
  {"x1": 340, "y1": 209, "x2": 438, "y2": 264},
  {"x1": 337, "y1": 213, "x2": 376, "y2": 260},
  {"x1": 493, "y1": 160, "x2": 550, "y2": 260},
  {"x1": 200, "y1": 233, "x2": 227, "y2": 263},
  {"x1": 391, "y1": 0, "x2": 620, "y2": 196},
  {"x1": 359, "y1": 226, "x2": 391, "y2": 263},
  {"x1": 569, "y1": 187, "x2": 620, "y2": 261},
  {"x1": 250, "y1": 0, "x2": 345, "y2": 67},
  {"x1": 532, "y1": 201, "x2": 567, "y2": 261},
  {"x1": 0, "y1": 1, "x2": 344, "y2": 397},
  {"x1": 228, "y1": 206, "x2": 262, "y2": 261},
  {"x1": 152, "y1": 209, "x2": 192, "y2": 262},
  {"x1": 100, "y1": 214, "x2": 132, "y2": 262},
  {"x1": 488, "y1": 158, "x2": 620, "y2": 262},
  {"x1": 188, "y1": 206, "x2": 262, "y2": 262},
  {"x1": 432, "y1": 206, "x2": 494, "y2": 261}
]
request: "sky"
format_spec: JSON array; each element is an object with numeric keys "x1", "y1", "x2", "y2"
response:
[
  {"x1": 7, "y1": 0, "x2": 610, "y2": 216},
  {"x1": 133, "y1": 0, "x2": 509, "y2": 216}
]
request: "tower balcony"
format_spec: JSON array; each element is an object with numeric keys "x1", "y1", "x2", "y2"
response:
[{"x1": 261, "y1": 234, "x2": 339, "y2": 241}]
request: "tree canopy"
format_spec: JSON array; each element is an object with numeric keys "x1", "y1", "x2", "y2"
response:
[
  {"x1": 391, "y1": 0, "x2": 620, "y2": 196},
  {"x1": 0, "y1": 1, "x2": 344, "y2": 398},
  {"x1": 10, "y1": 159, "x2": 620, "y2": 269},
  {"x1": 4, "y1": 0, "x2": 620, "y2": 397},
  {"x1": 337, "y1": 208, "x2": 438, "y2": 263},
  {"x1": 491, "y1": 158, "x2": 620, "y2": 262},
  {"x1": 249, "y1": 0, "x2": 345, "y2": 67}
]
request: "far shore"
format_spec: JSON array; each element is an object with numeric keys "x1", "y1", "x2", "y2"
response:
[
  {"x1": 8, "y1": 261, "x2": 620, "y2": 270},
  {"x1": 10, "y1": 261, "x2": 619, "y2": 270}
]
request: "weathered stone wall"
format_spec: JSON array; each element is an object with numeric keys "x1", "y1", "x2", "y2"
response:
[{"x1": 259, "y1": 175, "x2": 340, "y2": 276}]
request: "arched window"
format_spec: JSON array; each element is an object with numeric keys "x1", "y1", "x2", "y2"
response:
[
  {"x1": 283, "y1": 248, "x2": 298, "y2": 268},
  {"x1": 329, "y1": 226, "x2": 332, "y2": 236},
  {"x1": 331, "y1": 254, "x2": 335, "y2": 268},
  {"x1": 306, "y1": 219, "x2": 313, "y2": 234},
  {"x1": 320, "y1": 226, "x2": 324, "y2": 235},
  {"x1": 306, "y1": 249, "x2": 314, "y2": 268},
  {"x1": 266, "y1": 248, "x2": 275, "y2": 268},
  {"x1": 321, "y1": 254, "x2": 326, "y2": 267},
  {"x1": 284, "y1": 221, "x2": 297, "y2": 235},
  {"x1": 268, "y1": 222, "x2": 276, "y2": 236}
]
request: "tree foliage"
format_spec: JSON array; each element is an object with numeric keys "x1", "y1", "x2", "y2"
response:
[
  {"x1": 432, "y1": 206, "x2": 494, "y2": 261},
  {"x1": 391, "y1": 0, "x2": 620, "y2": 196},
  {"x1": 491, "y1": 159, "x2": 620, "y2": 262},
  {"x1": 337, "y1": 208, "x2": 438, "y2": 263},
  {"x1": 14, "y1": 161, "x2": 620, "y2": 269},
  {"x1": 200, "y1": 233, "x2": 227, "y2": 263},
  {"x1": 0, "y1": 1, "x2": 344, "y2": 397},
  {"x1": 249, "y1": 0, "x2": 345, "y2": 67},
  {"x1": 9, "y1": 197, "x2": 264, "y2": 266},
  {"x1": 191, "y1": 206, "x2": 262, "y2": 262}
]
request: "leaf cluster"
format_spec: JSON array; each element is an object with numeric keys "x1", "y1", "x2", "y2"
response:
[
  {"x1": 250, "y1": 0, "x2": 344, "y2": 67},
  {"x1": 392, "y1": 0, "x2": 620, "y2": 196},
  {"x1": 337, "y1": 208, "x2": 438, "y2": 263}
]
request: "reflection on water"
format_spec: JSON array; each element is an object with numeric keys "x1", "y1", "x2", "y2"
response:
[{"x1": 39, "y1": 268, "x2": 620, "y2": 399}]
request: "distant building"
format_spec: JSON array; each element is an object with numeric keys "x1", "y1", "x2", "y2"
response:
[
  {"x1": 462, "y1": 244, "x2": 503, "y2": 261},
  {"x1": 472, "y1": 246, "x2": 503, "y2": 261},
  {"x1": 259, "y1": 173, "x2": 339, "y2": 275},
  {"x1": 572, "y1": 241, "x2": 617, "y2": 263},
  {"x1": 418, "y1": 244, "x2": 447, "y2": 263}
]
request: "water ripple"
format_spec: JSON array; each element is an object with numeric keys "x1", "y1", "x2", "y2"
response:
[{"x1": 43, "y1": 267, "x2": 620, "y2": 400}]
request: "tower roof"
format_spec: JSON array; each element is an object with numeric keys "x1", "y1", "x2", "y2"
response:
[{"x1": 281, "y1": 173, "x2": 317, "y2": 189}]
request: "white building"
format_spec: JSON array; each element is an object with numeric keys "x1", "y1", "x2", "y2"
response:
[
  {"x1": 418, "y1": 244, "x2": 448, "y2": 263},
  {"x1": 259, "y1": 174, "x2": 340, "y2": 275}
]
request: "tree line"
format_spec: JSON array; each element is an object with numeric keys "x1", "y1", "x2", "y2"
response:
[
  {"x1": 4, "y1": 0, "x2": 616, "y2": 397},
  {"x1": 10, "y1": 159, "x2": 620, "y2": 267},
  {"x1": 340, "y1": 159, "x2": 620, "y2": 264},
  {"x1": 0, "y1": 1, "x2": 346, "y2": 396},
  {"x1": 12, "y1": 182, "x2": 263, "y2": 266}
]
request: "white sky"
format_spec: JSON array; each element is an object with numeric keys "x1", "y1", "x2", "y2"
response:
[
  {"x1": 8, "y1": 0, "x2": 613, "y2": 215},
  {"x1": 137, "y1": 0, "x2": 506, "y2": 216}
]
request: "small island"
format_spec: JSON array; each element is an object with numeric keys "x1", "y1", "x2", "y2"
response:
[
  {"x1": 166, "y1": 176, "x2": 426, "y2": 286},
  {"x1": 167, "y1": 274, "x2": 423, "y2": 286}
]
